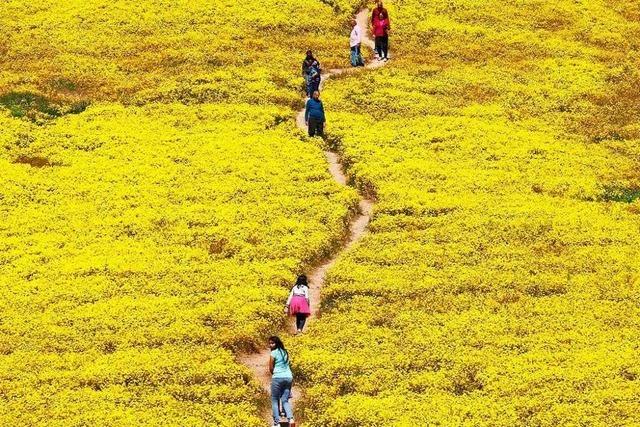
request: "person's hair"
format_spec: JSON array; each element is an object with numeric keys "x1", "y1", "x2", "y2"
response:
[
  {"x1": 296, "y1": 274, "x2": 308, "y2": 287},
  {"x1": 306, "y1": 50, "x2": 313, "y2": 57},
  {"x1": 269, "y1": 336, "x2": 289, "y2": 363}
]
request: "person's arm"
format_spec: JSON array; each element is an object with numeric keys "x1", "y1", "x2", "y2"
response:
[
  {"x1": 320, "y1": 101, "x2": 326, "y2": 123},
  {"x1": 386, "y1": 9, "x2": 391, "y2": 29},
  {"x1": 305, "y1": 286, "x2": 310, "y2": 305},
  {"x1": 285, "y1": 287, "x2": 294, "y2": 308},
  {"x1": 269, "y1": 355, "x2": 275, "y2": 374},
  {"x1": 304, "y1": 100, "x2": 310, "y2": 124}
]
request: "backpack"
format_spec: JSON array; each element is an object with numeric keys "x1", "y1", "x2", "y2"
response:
[{"x1": 309, "y1": 62, "x2": 321, "y2": 81}]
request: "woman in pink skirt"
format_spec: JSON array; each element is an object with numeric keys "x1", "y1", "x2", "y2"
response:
[{"x1": 285, "y1": 275, "x2": 311, "y2": 334}]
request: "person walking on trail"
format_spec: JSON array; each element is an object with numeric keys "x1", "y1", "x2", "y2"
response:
[
  {"x1": 285, "y1": 274, "x2": 311, "y2": 334},
  {"x1": 269, "y1": 336, "x2": 295, "y2": 427},
  {"x1": 372, "y1": 11, "x2": 390, "y2": 61},
  {"x1": 305, "y1": 90, "x2": 325, "y2": 137},
  {"x1": 371, "y1": 1, "x2": 390, "y2": 25},
  {"x1": 350, "y1": 18, "x2": 364, "y2": 67},
  {"x1": 301, "y1": 50, "x2": 321, "y2": 97}
]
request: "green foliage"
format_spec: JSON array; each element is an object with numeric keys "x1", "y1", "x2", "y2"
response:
[
  {"x1": 601, "y1": 186, "x2": 640, "y2": 203},
  {"x1": 0, "y1": 91, "x2": 88, "y2": 121}
]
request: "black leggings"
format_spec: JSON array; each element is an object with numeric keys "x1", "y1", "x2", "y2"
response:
[
  {"x1": 375, "y1": 35, "x2": 389, "y2": 59},
  {"x1": 296, "y1": 314, "x2": 307, "y2": 331}
]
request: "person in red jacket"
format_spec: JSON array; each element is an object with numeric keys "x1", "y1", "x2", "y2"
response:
[
  {"x1": 371, "y1": 1, "x2": 390, "y2": 26},
  {"x1": 372, "y1": 11, "x2": 390, "y2": 61}
]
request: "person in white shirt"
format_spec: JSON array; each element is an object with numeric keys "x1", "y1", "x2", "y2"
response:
[
  {"x1": 350, "y1": 18, "x2": 364, "y2": 67},
  {"x1": 285, "y1": 275, "x2": 311, "y2": 334}
]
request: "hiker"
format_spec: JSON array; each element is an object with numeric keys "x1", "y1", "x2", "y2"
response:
[
  {"x1": 372, "y1": 11, "x2": 390, "y2": 61},
  {"x1": 307, "y1": 61, "x2": 321, "y2": 96},
  {"x1": 371, "y1": 1, "x2": 390, "y2": 25},
  {"x1": 350, "y1": 18, "x2": 364, "y2": 67},
  {"x1": 301, "y1": 50, "x2": 321, "y2": 97},
  {"x1": 285, "y1": 274, "x2": 311, "y2": 334},
  {"x1": 304, "y1": 90, "x2": 325, "y2": 137},
  {"x1": 269, "y1": 336, "x2": 295, "y2": 427}
]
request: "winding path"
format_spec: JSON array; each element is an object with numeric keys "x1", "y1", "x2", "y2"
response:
[{"x1": 239, "y1": 8, "x2": 386, "y2": 425}]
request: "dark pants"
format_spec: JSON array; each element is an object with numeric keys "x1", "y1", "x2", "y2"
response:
[
  {"x1": 296, "y1": 314, "x2": 307, "y2": 331},
  {"x1": 375, "y1": 35, "x2": 389, "y2": 59},
  {"x1": 308, "y1": 118, "x2": 324, "y2": 137}
]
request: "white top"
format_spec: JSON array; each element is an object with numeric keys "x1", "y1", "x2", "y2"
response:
[
  {"x1": 286, "y1": 285, "x2": 309, "y2": 305},
  {"x1": 350, "y1": 24, "x2": 362, "y2": 47}
]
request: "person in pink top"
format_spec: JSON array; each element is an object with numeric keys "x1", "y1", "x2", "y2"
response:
[
  {"x1": 372, "y1": 11, "x2": 390, "y2": 61},
  {"x1": 285, "y1": 274, "x2": 311, "y2": 334}
]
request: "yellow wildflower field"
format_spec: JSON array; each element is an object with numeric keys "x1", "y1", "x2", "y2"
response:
[
  {"x1": 2, "y1": 0, "x2": 639, "y2": 425},
  {"x1": 0, "y1": 0, "x2": 361, "y2": 425},
  {"x1": 0, "y1": 102, "x2": 359, "y2": 425},
  {"x1": 292, "y1": 0, "x2": 640, "y2": 426}
]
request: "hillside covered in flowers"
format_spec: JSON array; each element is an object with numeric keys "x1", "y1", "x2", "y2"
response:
[
  {"x1": 1, "y1": 0, "x2": 639, "y2": 426},
  {"x1": 292, "y1": 0, "x2": 640, "y2": 425},
  {"x1": 0, "y1": 1, "x2": 359, "y2": 425}
]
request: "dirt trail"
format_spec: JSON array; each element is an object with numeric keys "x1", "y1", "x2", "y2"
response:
[
  {"x1": 295, "y1": 9, "x2": 386, "y2": 130},
  {"x1": 239, "y1": 8, "x2": 386, "y2": 425}
]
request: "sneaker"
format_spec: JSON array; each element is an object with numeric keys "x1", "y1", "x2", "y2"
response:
[
  {"x1": 384, "y1": 57, "x2": 389, "y2": 61},
  {"x1": 289, "y1": 419, "x2": 296, "y2": 427}
]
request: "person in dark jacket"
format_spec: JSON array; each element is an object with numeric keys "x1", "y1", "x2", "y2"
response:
[
  {"x1": 304, "y1": 90, "x2": 325, "y2": 137},
  {"x1": 301, "y1": 50, "x2": 316, "y2": 78},
  {"x1": 302, "y1": 50, "x2": 321, "y2": 97}
]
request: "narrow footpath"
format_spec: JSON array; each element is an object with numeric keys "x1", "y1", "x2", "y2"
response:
[{"x1": 239, "y1": 8, "x2": 387, "y2": 424}]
